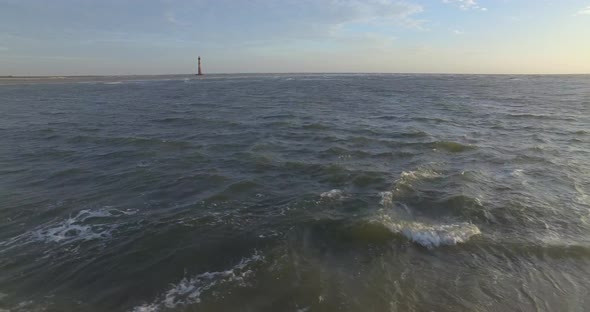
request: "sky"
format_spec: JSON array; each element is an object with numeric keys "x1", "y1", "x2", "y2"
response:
[{"x1": 0, "y1": 0, "x2": 589, "y2": 75}]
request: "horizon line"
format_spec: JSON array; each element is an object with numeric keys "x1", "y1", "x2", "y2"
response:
[{"x1": 2, "y1": 72, "x2": 590, "y2": 78}]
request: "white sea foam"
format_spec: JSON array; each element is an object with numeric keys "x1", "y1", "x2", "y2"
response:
[
  {"x1": 574, "y1": 183, "x2": 589, "y2": 206},
  {"x1": 377, "y1": 214, "x2": 480, "y2": 249},
  {"x1": 131, "y1": 305, "x2": 158, "y2": 312},
  {"x1": 510, "y1": 169, "x2": 531, "y2": 187},
  {"x1": 0, "y1": 208, "x2": 136, "y2": 251},
  {"x1": 394, "y1": 168, "x2": 441, "y2": 195},
  {"x1": 132, "y1": 251, "x2": 264, "y2": 312},
  {"x1": 33, "y1": 208, "x2": 136, "y2": 244},
  {"x1": 136, "y1": 160, "x2": 151, "y2": 168},
  {"x1": 399, "y1": 168, "x2": 440, "y2": 182},
  {"x1": 320, "y1": 189, "x2": 344, "y2": 200},
  {"x1": 379, "y1": 191, "x2": 394, "y2": 206},
  {"x1": 511, "y1": 169, "x2": 524, "y2": 177}
]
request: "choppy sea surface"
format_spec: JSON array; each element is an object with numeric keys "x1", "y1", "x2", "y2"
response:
[{"x1": 0, "y1": 74, "x2": 589, "y2": 311}]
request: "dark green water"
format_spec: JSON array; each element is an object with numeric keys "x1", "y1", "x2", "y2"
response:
[{"x1": 0, "y1": 74, "x2": 589, "y2": 311}]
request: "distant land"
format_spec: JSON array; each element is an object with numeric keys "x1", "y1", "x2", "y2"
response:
[
  {"x1": 0, "y1": 74, "x2": 200, "y2": 85},
  {"x1": 1, "y1": 73, "x2": 589, "y2": 86}
]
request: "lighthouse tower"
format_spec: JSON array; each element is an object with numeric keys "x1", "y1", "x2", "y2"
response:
[{"x1": 197, "y1": 56, "x2": 203, "y2": 76}]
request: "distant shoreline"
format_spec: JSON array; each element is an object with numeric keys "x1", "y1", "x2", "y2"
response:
[
  {"x1": 1, "y1": 73, "x2": 588, "y2": 85},
  {"x1": 0, "y1": 74, "x2": 198, "y2": 85},
  {"x1": 3, "y1": 72, "x2": 590, "y2": 79}
]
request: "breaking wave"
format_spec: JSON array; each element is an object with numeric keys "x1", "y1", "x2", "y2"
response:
[
  {"x1": 375, "y1": 214, "x2": 481, "y2": 248},
  {"x1": 373, "y1": 167, "x2": 481, "y2": 248},
  {"x1": 132, "y1": 251, "x2": 264, "y2": 311},
  {"x1": 379, "y1": 191, "x2": 394, "y2": 206},
  {"x1": 380, "y1": 167, "x2": 442, "y2": 203},
  {"x1": 320, "y1": 189, "x2": 345, "y2": 200},
  {"x1": 398, "y1": 168, "x2": 440, "y2": 182}
]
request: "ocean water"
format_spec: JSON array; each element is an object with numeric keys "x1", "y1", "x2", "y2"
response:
[{"x1": 0, "y1": 74, "x2": 589, "y2": 311}]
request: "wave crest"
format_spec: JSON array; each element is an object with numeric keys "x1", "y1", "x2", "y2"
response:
[
  {"x1": 132, "y1": 251, "x2": 264, "y2": 311},
  {"x1": 320, "y1": 189, "x2": 344, "y2": 200},
  {"x1": 432, "y1": 141, "x2": 475, "y2": 153},
  {"x1": 380, "y1": 168, "x2": 441, "y2": 205},
  {"x1": 376, "y1": 214, "x2": 480, "y2": 248}
]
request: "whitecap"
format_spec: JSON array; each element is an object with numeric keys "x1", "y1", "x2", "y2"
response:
[
  {"x1": 510, "y1": 169, "x2": 530, "y2": 186},
  {"x1": 379, "y1": 191, "x2": 393, "y2": 206},
  {"x1": 511, "y1": 169, "x2": 525, "y2": 178},
  {"x1": 399, "y1": 168, "x2": 440, "y2": 182},
  {"x1": 136, "y1": 160, "x2": 151, "y2": 168},
  {"x1": 131, "y1": 305, "x2": 158, "y2": 312},
  {"x1": 377, "y1": 214, "x2": 480, "y2": 249},
  {"x1": 394, "y1": 168, "x2": 441, "y2": 194},
  {"x1": 132, "y1": 251, "x2": 264, "y2": 311},
  {"x1": 574, "y1": 183, "x2": 588, "y2": 206},
  {"x1": 320, "y1": 189, "x2": 344, "y2": 200}
]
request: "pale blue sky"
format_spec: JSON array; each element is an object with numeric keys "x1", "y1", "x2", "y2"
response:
[{"x1": 1, "y1": 0, "x2": 589, "y2": 75}]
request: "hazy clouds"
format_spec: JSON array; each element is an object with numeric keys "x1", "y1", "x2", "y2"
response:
[{"x1": 0, "y1": 0, "x2": 589, "y2": 75}]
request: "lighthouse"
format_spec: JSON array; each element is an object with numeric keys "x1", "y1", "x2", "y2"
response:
[{"x1": 197, "y1": 56, "x2": 203, "y2": 76}]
